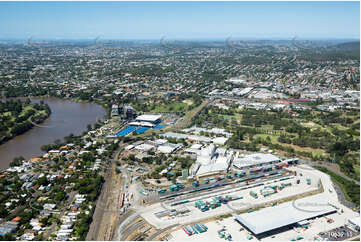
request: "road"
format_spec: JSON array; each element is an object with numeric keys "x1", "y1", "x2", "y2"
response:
[
  {"x1": 301, "y1": 159, "x2": 360, "y2": 185},
  {"x1": 331, "y1": 180, "x2": 359, "y2": 211},
  {"x1": 42, "y1": 191, "x2": 76, "y2": 239},
  {"x1": 300, "y1": 160, "x2": 360, "y2": 211},
  {"x1": 172, "y1": 98, "x2": 211, "y2": 130}
]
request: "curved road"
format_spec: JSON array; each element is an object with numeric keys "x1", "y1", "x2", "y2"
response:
[
  {"x1": 332, "y1": 181, "x2": 359, "y2": 211},
  {"x1": 301, "y1": 160, "x2": 360, "y2": 185}
]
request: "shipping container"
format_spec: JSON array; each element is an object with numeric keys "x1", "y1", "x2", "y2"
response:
[{"x1": 192, "y1": 181, "x2": 200, "y2": 187}]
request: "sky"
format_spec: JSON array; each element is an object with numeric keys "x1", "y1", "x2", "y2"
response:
[{"x1": 0, "y1": 1, "x2": 359, "y2": 40}]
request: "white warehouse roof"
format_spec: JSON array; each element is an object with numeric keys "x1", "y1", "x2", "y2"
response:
[
  {"x1": 233, "y1": 153, "x2": 280, "y2": 169},
  {"x1": 233, "y1": 194, "x2": 337, "y2": 235},
  {"x1": 160, "y1": 132, "x2": 212, "y2": 143},
  {"x1": 129, "y1": 121, "x2": 155, "y2": 127},
  {"x1": 213, "y1": 137, "x2": 228, "y2": 145},
  {"x1": 136, "y1": 114, "x2": 161, "y2": 122},
  {"x1": 135, "y1": 143, "x2": 155, "y2": 152},
  {"x1": 196, "y1": 156, "x2": 230, "y2": 176}
]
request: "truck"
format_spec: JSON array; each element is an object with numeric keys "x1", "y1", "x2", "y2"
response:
[
  {"x1": 158, "y1": 189, "x2": 167, "y2": 194},
  {"x1": 250, "y1": 190, "x2": 258, "y2": 199},
  {"x1": 169, "y1": 185, "x2": 177, "y2": 192},
  {"x1": 216, "y1": 175, "x2": 224, "y2": 181},
  {"x1": 192, "y1": 180, "x2": 200, "y2": 187},
  {"x1": 177, "y1": 183, "x2": 185, "y2": 189},
  {"x1": 170, "y1": 183, "x2": 185, "y2": 192}
]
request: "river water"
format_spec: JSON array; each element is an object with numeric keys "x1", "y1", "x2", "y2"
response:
[{"x1": 0, "y1": 98, "x2": 106, "y2": 169}]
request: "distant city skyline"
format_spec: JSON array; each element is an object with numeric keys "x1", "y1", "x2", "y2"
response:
[{"x1": 0, "y1": 1, "x2": 359, "y2": 40}]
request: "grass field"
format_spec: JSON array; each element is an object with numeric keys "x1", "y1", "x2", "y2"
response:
[
  {"x1": 206, "y1": 108, "x2": 358, "y2": 172},
  {"x1": 217, "y1": 113, "x2": 243, "y2": 121},
  {"x1": 255, "y1": 133, "x2": 279, "y2": 143},
  {"x1": 300, "y1": 121, "x2": 321, "y2": 128},
  {"x1": 150, "y1": 102, "x2": 189, "y2": 113},
  {"x1": 353, "y1": 164, "x2": 360, "y2": 180},
  {"x1": 1, "y1": 105, "x2": 41, "y2": 123},
  {"x1": 254, "y1": 133, "x2": 326, "y2": 157}
]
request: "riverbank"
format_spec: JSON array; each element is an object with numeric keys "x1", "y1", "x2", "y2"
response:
[
  {"x1": 38, "y1": 94, "x2": 110, "y2": 117},
  {"x1": 5, "y1": 94, "x2": 111, "y2": 119},
  {"x1": 0, "y1": 100, "x2": 51, "y2": 146},
  {"x1": 0, "y1": 97, "x2": 106, "y2": 169}
]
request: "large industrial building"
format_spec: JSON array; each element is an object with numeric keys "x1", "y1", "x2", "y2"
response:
[
  {"x1": 232, "y1": 194, "x2": 337, "y2": 238},
  {"x1": 190, "y1": 145, "x2": 232, "y2": 177},
  {"x1": 160, "y1": 132, "x2": 212, "y2": 143},
  {"x1": 129, "y1": 114, "x2": 162, "y2": 127},
  {"x1": 135, "y1": 114, "x2": 162, "y2": 124},
  {"x1": 233, "y1": 153, "x2": 281, "y2": 170}
]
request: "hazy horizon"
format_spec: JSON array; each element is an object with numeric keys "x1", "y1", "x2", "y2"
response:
[{"x1": 0, "y1": 37, "x2": 359, "y2": 42}]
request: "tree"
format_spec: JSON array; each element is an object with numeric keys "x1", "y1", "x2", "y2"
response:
[
  {"x1": 327, "y1": 141, "x2": 348, "y2": 157},
  {"x1": 0, "y1": 206, "x2": 8, "y2": 218},
  {"x1": 9, "y1": 156, "x2": 25, "y2": 167},
  {"x1": 37, "y1": 176, "x2": 48, "y2": 186},
  {"x1": 55, "y1": 191, "x2": 66, "y2": 201}
]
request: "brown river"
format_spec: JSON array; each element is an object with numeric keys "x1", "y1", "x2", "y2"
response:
[{"x1": 0, "y1": 98, "x2": 106, "y2": 169}]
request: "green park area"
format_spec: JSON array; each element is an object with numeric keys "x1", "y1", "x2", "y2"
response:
[
  {"x1": 0, "y1": 99, "x2": 51, "y2": 144},
  {"x1": 193, "y1": 105, "x2": 360, "y2": 181},
  {"x1": 150, "y1": 101, "x2": 190, "y2": 113}
]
